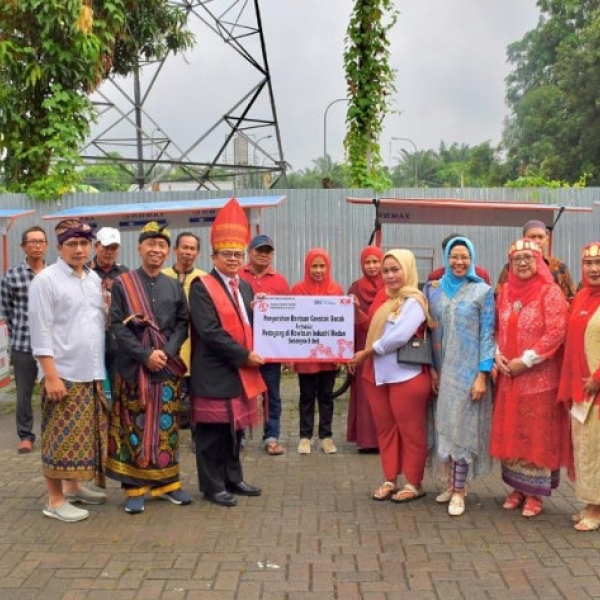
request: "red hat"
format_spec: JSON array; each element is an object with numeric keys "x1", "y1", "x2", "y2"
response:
[{"x1": 210, "y1": 198, "x2": 250, "y2": 251}]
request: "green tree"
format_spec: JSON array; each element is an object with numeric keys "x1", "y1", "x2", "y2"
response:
[
  {"x1": 79, "y1": 153, "x2": 133, "y2": 191},
  {"x1": 0, "y1": 1, "x2": 193, "y2": 200},
  {"x1": 343, "y1": 0, "x2": 397, "y2": 190},
  {"x1": 275, "y1": 156, "x2": 349, "y2": 189},
  {"x1": 503, "y1": 1, "x2": 600, "y2": 183}
]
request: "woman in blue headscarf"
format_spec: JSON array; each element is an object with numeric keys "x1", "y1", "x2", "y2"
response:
[{"x1": 424, "y1": 236, "x2": 495, "y2": 516}]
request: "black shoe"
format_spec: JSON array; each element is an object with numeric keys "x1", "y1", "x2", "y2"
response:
[
  {"x1": 226, "y1": 481, "x2": 262, "y2": 496},
  {"x1": 204, "y1": 491, "x2": 237, "y2": 507}
]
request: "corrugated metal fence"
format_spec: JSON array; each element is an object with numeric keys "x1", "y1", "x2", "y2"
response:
[{"x1": 0, "y1": 188, "x2": 597, "y2": 289}]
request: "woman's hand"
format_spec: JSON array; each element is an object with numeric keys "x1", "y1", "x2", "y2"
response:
[
  {"x1": 583, "y1": 377, "x2": 600, "y2": 397},
  {"x1": 350, "y1": 348, "x2": 372, "y2": 373},
  {"x1": 430, "y1": 368, "x2": 439, "y2": 395},
  {"x1": 506, "y1": 358, "x2": 527, "y2": 377},
  {"x1": 470, "y1": 372, "x2": 487, "y2": 402},
  {"x1": 494, "y1": 353, "x2": 510, "y2": 377}
]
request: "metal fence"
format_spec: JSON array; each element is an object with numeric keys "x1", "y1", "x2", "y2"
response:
[{"x1": 1, "y1": 187, "x2": 597, "y2": 289}]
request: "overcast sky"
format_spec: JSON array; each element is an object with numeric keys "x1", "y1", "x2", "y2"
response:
[{"x1": 92, "y1": 0, "x2": 541, "y2": 172}]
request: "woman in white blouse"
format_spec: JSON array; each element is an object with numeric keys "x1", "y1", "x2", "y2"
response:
[{"x1": 352, "y1": 249, "x2": 433, "y2": 503}]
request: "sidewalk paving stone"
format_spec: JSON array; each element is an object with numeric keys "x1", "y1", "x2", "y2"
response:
[{"x1": 0, "y1": 375, "x2": 598, "y2": 598}]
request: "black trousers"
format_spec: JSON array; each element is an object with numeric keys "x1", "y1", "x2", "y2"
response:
[
  {"x1": 195, "y1": 423, "x2": 243, "y2": 496},
  {"x1": 298, "y1": 370, "x2": 336, "y2": 439}
]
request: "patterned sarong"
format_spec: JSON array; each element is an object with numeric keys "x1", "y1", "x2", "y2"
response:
[
  {"x1": 41, "y1": 380, "x2": 108, "y2": 487},
  {"x1": 107, "y1": 376, "x2": 182, "y2": 490},
  {"x1": 501, "y1": 459, "x2": 559, "y2": 497}
]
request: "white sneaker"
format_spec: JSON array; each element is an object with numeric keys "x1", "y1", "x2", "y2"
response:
[
  {"x1": 320, "y1": 438, "x2": 337, "y2": 454},
  {"x1": 297, "y1": 438, "x2": 311, "y2": 454},
  {"x1": 43, "y1": 502, "x2": 89, "y2": 523},
  {"x1": 435, "y1": 490, "x2": 452, "y2": 504},
  {"x1": 448, "y1": 493, "x2": 466, "y2": 517},
  {"x1": 65, "y1": 486, "x2": 107, "y2": 505}
]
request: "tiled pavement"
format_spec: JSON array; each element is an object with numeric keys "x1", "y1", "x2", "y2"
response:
[{"x1": 0, "y1": 375, "x2": 600, "y2": 599}]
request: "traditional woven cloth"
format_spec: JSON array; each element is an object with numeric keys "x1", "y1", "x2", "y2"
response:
[
  {"x1": 107, "y1": 376, "x2": 182, "y2": 487},
  {"x1": 41, "y1": 381, "x2": 107, "y2": 486}
]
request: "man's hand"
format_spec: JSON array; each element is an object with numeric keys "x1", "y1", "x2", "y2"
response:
[
  {"x1": 245, "y1": 352, "x2": 265, "y2": 367},
  {"x1": 44, "y1": 377, "x2": 68, "y2": 402},
  {"x1": 145, "y1": 349, "x2": 168, "y2": 372}
]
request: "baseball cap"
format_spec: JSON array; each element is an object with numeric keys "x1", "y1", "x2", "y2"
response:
[
  {"x1": 249, "y1": 234, "x2": 274, "y2": 250},
  {"x1": 96, "y1": 227, "x2": 121, "y2": 246}
]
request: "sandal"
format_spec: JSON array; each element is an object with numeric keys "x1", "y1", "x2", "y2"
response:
[
  {"x1": 390, "y1": 483, "x2": 426, "y2": 504},
  {"x1": 575, "y1": 515, "x2": 600, "y2": 532},
  {"x1": 572, "y1": 509, "x2": 587, "y2": 523},
  {"x1": 372, "y1": 481, "x2": 396, "y2": 501},
  {"x1": 502, "y1": 490, "x2": 525, "y2": 510},
  {"x1": 266, "y1": 441, "x2": 285, "y2": 456},
  {"x1": 522, "y1": 496, "x2": 543, "y2": 518}
]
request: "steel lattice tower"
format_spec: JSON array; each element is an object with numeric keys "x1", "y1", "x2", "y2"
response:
[{"x1": 81, "y1": 0, "x2": 287, "y2": 190}]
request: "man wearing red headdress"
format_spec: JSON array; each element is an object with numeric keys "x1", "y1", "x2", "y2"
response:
[{"x1": 189, "y1": 198, "x2": 266, "y2": 507}]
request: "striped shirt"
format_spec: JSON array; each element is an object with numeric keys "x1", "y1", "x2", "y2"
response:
[{"x1": 0, "y1": 261, "x2": 40, "y2": 353}]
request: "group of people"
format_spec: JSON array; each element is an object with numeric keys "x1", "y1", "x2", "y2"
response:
[
  {"x1": 1, "y1": 206, "x2": 597, "y2": 531},
  {"x1": 348, "y1": 219, "x2": 600, "y2": 531}
]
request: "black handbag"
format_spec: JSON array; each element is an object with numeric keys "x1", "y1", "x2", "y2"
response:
[{"x1": 396, "y1": 329, "x2": 432, "y2": 365}]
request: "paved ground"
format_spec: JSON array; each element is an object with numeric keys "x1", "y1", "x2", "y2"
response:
[{"x1": 0, "y1": 375, "x2": 599, "y2": 599}]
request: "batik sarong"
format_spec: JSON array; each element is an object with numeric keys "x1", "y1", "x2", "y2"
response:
[
  {"x1": 41, "y1": 380, "x2": 107, "y2": 487},
  {"x1": 107, "y1": 376, "x2": 182, "y2": 490}
]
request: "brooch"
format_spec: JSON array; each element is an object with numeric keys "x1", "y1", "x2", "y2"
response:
[{"x1": 513, "y1": 301, "x2": 522, "y2": 313}]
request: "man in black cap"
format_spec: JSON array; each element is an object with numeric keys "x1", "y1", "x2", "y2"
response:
[
  {"x1": 240, "y1": 234, "x2": 290, "y2": 455},
  {"x1": 107, "y1": 222, "x2": 190, "y2": 515}
]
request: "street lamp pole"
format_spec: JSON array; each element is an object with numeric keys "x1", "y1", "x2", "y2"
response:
[
  {"x1": 391, "y1": 136, "x2": 419, "y2": 187},
  {"x1": 252, "y1": 134, "x2": 272, "y2": 188},
  {"x1": 253, "y1": 134, "x2": 272, "y2": 166},
  {"x1": 323, "y1": 98, "x2": 347, "y2": 170}
]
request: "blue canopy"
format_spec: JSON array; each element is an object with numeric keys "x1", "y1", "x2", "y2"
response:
[{"x1": 42, "y1": 196, "x2": 285, "y2": 230}]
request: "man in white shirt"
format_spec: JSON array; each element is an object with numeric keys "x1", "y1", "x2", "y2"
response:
[{"x1": 29, "y1": 219, "x2": 108, "y2": 523}]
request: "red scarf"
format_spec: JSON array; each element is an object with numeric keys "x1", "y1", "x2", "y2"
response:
[
  {"x1": 355, "y1": 245, "x2": 384, "y2": 305},
  {"x1": 291, "y1": 248, "x2": 343, "y2": 296},
  {"x1": 200, "y1": 274, "x2": 266, "y2": 399},
  {"x1": 506, "y1": 241, "x2": 554, "y2": 307},
  {"x1": 559, "y1": 252, "x2": 600, "y2": 404},
  {"x1": 118, "y1": 271, "x2": 186, "y2": 468}
]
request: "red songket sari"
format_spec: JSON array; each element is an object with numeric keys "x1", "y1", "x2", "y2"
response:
[{"x1": 491, "y1": 242, "x2": 572, "y2": 495}]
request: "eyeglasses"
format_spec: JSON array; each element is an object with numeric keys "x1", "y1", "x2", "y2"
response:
[
  {"x1": 448, "y1": 254, "x2": 470, "y2": 263},
  {"x1": 63, "y1": 240, "x2": 91, "y2": 249},
  {"x1": 24, "y1": 240, "x2": 47, "y2": 246},
  {"x1": 512, "y1": 255, "x2": 534, "y2": 265},
  {"x1": 218, "y1": 250, "x2": 244, "y2": 260},
  {"x1": 253, "y1": 247, "x2": 273, "y2": 255}
]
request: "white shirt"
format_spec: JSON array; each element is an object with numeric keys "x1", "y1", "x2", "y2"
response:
[
  {"x1": 29, "y1": 258, "x2": 105, "y2": 382},
  {"x1": 371, "y1": 298, "x2": 426, "y2": 385},
  {"x1": 214, "y1": 269, "x2": 250, "y2": 324}
]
